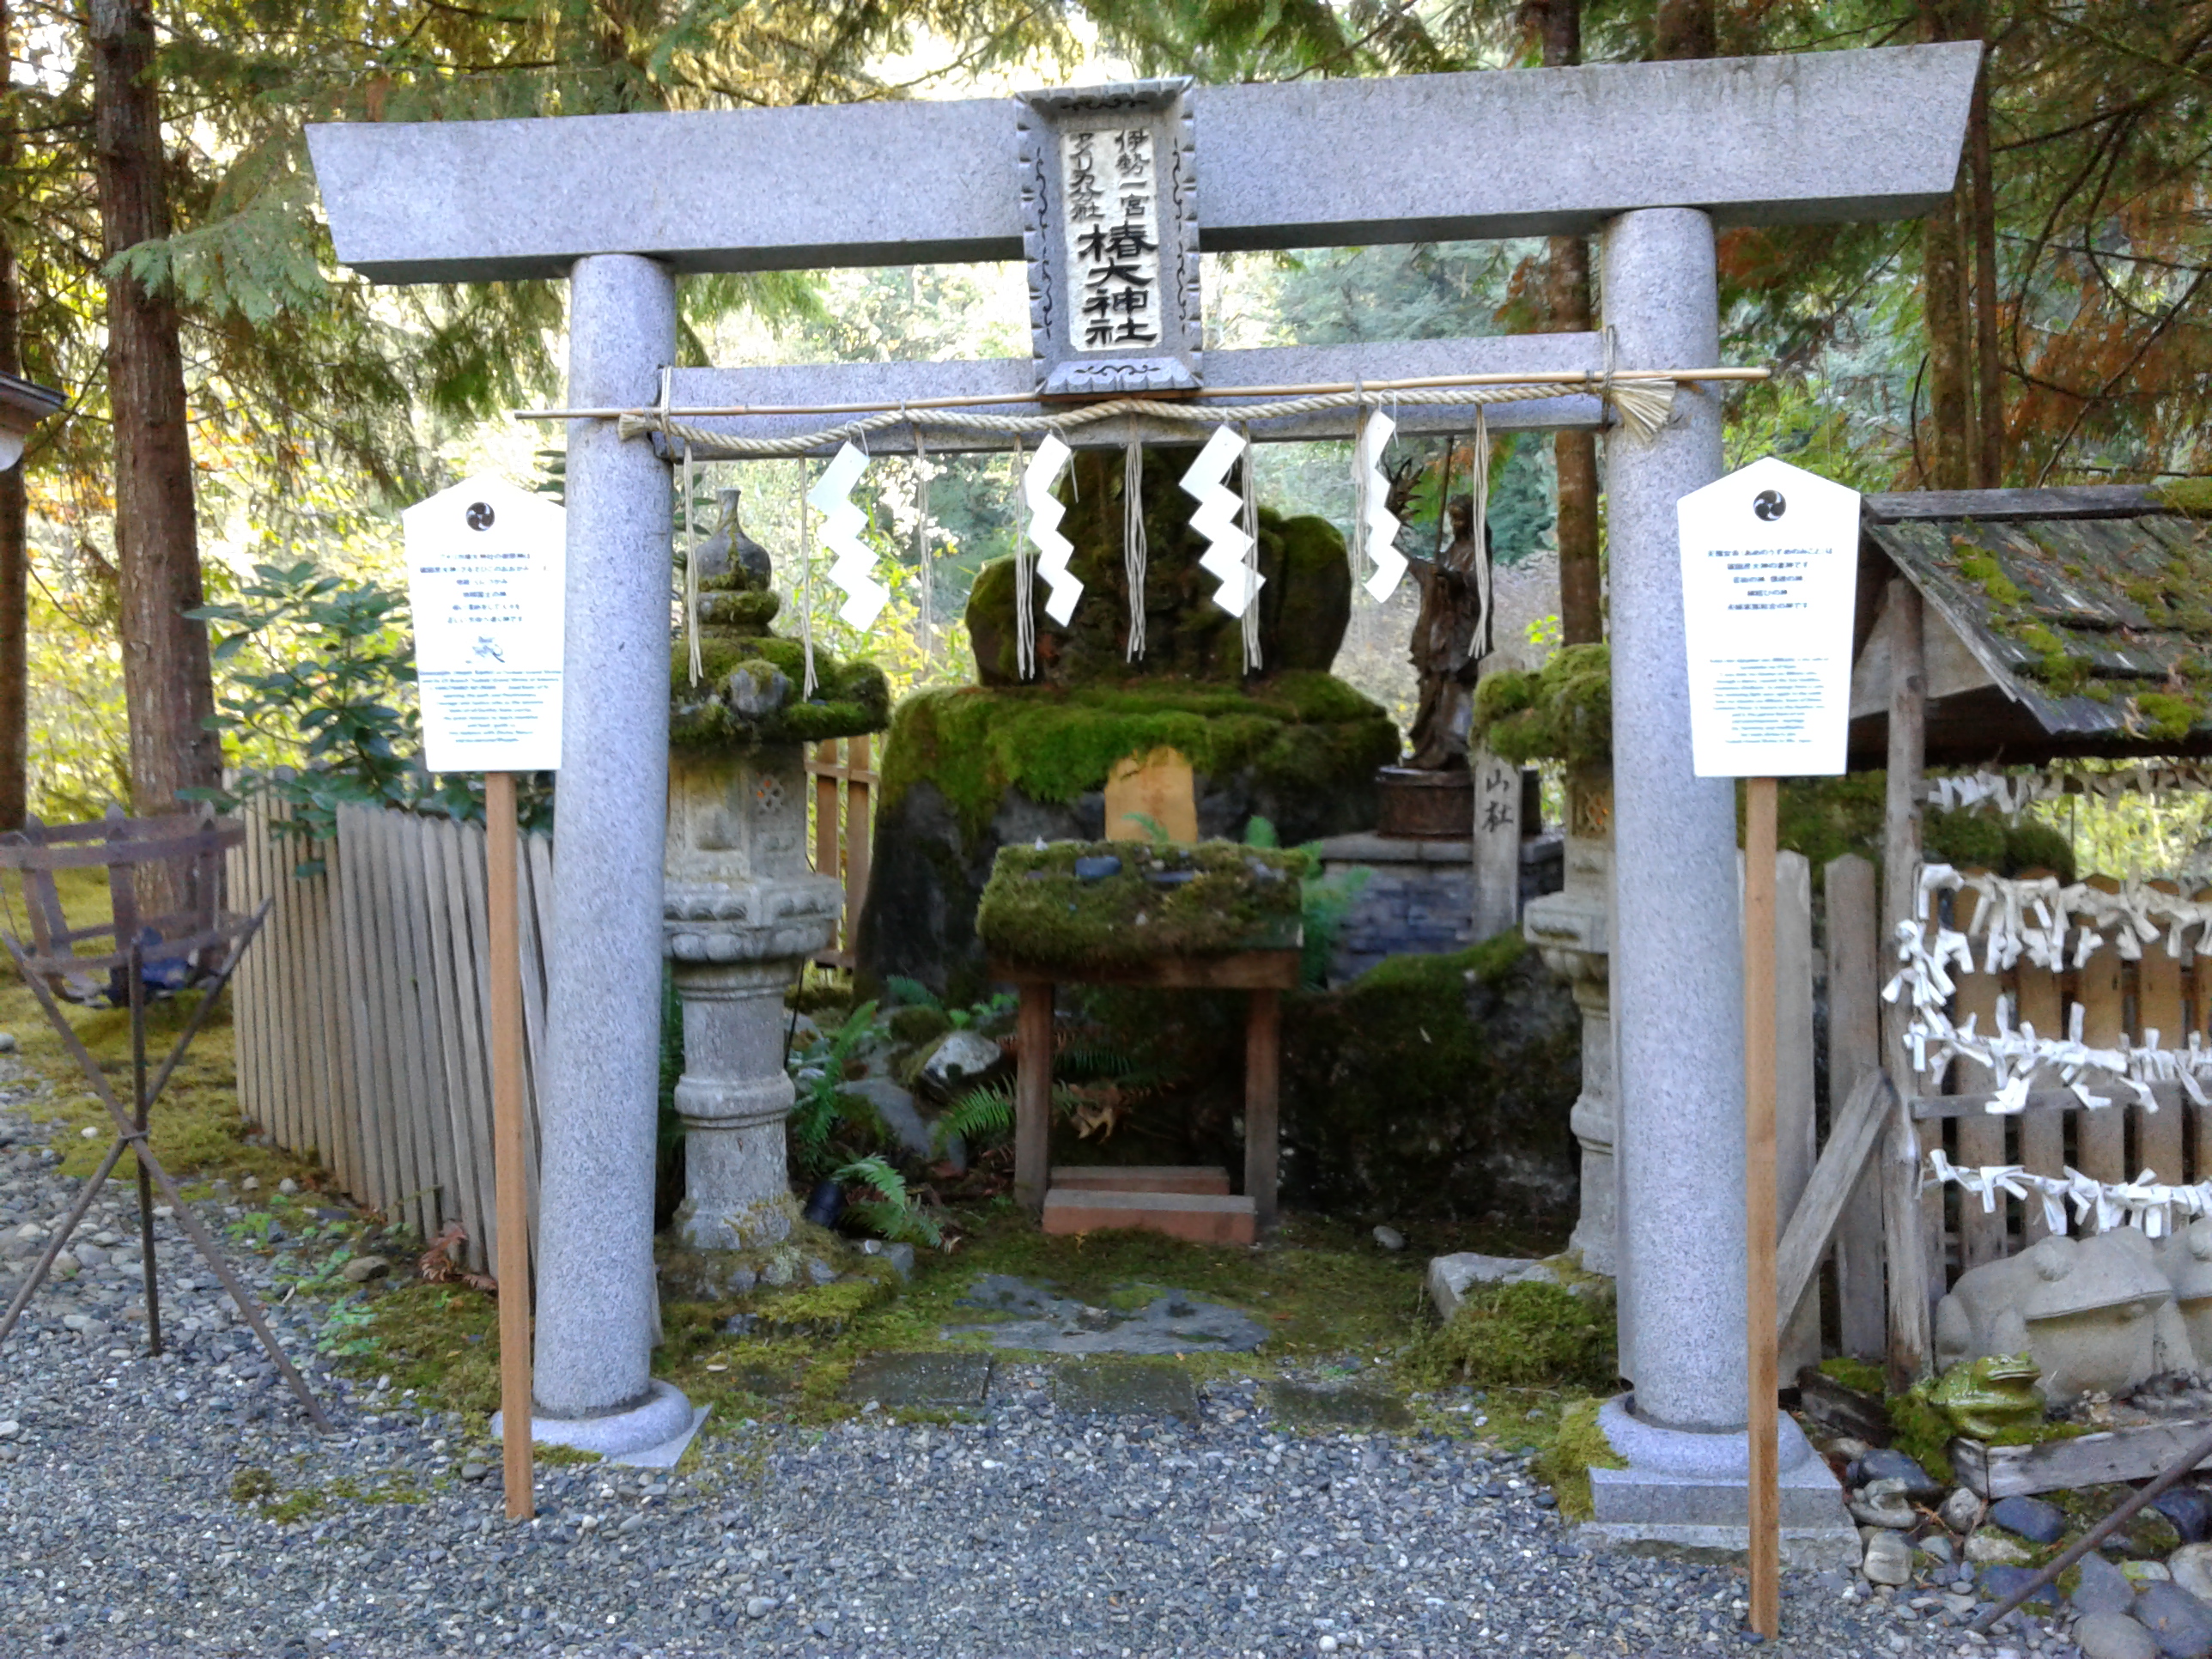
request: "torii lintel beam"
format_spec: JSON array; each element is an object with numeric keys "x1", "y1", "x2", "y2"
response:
[{"x1": 307, "y1": 44, "x2": 1979, "y2": 285}]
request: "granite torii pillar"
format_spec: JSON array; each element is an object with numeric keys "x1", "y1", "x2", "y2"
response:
[{"x1": 302, "y1": 45, "x2": 1978, "y2": 1498}]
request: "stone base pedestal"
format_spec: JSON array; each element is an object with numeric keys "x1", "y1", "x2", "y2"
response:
[
  {"x1": 1582, "y1": 1395, "x2": 1858, "y2": 1568},
  {"x1": 495, "y1": 1379, "x2": 708, "y2": 1469}
]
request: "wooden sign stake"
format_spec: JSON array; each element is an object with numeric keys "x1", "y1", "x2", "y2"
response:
[
  {"x1": 487, "y1": 771, "x2": 535, "y2": 1521},
  {"x1": 1745, "y1": 774, "x2": 1780, "y2": 1638}
]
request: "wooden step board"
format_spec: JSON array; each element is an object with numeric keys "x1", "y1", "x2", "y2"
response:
[
  {"x1": 1050, "y1": 1165, "x2": 1231, "y2": 1195},
  {"x1": 1041, "y1": 1185, "x2": 1256, "y2": 1244}
]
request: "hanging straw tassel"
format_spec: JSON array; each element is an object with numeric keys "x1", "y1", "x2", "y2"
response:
[
  {"x1": 1349, "y1": 386, "x2": 1369, "y2": 592},
  {"x1": 1239, "y1": 424, "x2": 1262, "y2": 674},
  {"x1": 1124, "y1": 434, "x2": 1147, "y2": 660},
  {"x1": 683, "y1": 441, "x2": 702, "y2": 686},
  {"x1": 912, "y1": 424, "x2": 933, "y2": 670},
  {"x1": 1011, "y1": 438, "x2": 1036, "y2": 682},
  {"x1": 1471, "y1": 406, "x2": 1493, "y2": 662},
  {"x1": 799, "y1": 456, "x2": 820, "y2": 696}
]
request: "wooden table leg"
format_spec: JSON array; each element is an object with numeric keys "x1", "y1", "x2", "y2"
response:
[
  {"x1": 1015, "y1": 981, "x2": 1054, "y2": 1217},
  {"x1": 1244, "y1": 987, "x2": 1280, "y2": 1232}
]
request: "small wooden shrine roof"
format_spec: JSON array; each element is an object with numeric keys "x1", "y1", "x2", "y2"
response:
[{"x1": 1848, "y1": 483, "x2": 2212, "y2": 768}]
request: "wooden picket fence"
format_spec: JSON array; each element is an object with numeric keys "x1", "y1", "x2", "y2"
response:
[
  {"x1": 806, "y1": 736, "x2": 875, "y2": 970},
  {"x1": 228, "y1": 800, "x2": 553, "y2": 1273}
]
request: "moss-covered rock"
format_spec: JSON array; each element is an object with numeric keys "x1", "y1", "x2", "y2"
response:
[
  {"x1": 975, "y1": 840, "x2": 1305, "y2": 973},
  {"x1": 1278, "y1": 933, "x2": 1581, "y2": 1226},
  {"x1": 855, "y1": 677, "x2": 1398, "y2": 1000},
  {"x1": 964, "y1": 446, "x2": 1350, "y2": 687}
]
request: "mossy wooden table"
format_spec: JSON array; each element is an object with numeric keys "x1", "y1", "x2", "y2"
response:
[{"x1": 990, "y1": 949, "x2": 1299, "y2": 1237}]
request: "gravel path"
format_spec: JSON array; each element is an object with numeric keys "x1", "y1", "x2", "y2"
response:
[{"x1": 0, "y1": 1072, "x2": 2074, "y2": 1659}]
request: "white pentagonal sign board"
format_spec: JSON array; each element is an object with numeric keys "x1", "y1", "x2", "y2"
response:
[
  {"x1": 401, "y1": 474, "x2": 566, "y2": 774},
  {"x1": 1678, "y1": 455, "x2": 1861, "y2": 779}
]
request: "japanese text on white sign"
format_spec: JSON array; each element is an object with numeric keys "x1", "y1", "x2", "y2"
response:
[
  {"x1": 401, "y1": 475, "x2": 566, "y2": 774},
  {"x1": 1678, "y1": 455, "x2": 1861, "y2": 779}
]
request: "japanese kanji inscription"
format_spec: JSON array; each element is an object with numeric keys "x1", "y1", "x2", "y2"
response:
[{"x1": 1018, "y1": 78, "x2": 1201, "y2": 398}]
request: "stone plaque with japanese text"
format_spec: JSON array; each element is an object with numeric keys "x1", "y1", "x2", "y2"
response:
[{"x1": 1017, "y1": 79, "x2": 1201, "y2": 398}]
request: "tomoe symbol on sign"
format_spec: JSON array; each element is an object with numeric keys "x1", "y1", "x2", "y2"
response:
[
  {"x1": 1752, "y1": 489, "x2": 1787, "y2": 523},
  {"x1": 465, "y1": 501, "x2": 496, "y2": 532}
]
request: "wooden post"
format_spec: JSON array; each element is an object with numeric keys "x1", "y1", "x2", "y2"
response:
[
  {"x1": 1949, "y1": 878, "x2": 2007, "y2": 1271},
  {"x1": 846, "y1": 734, "x2": 872, "y2": 950},
  {"x1": 486, "y1": 772, "x2": 534, "y2": 1522},
  {"x1": 2075, "y1": 875, "x2": 2128, "y2": 1187},
  {"x1": 1244, "y1": 988, "x2": 1281, "y2": 1231},
  {"x1": 1744, "y1": 775, "x2": 1779, "y2": 1641},
  {"x1": 1470, "y1": 745, "x2": 1522, "y2": 941},
  {"x1": 1014, "y1": 980, "x2": 1053, "y2": 1216},
  {"x1": 1825, "y1": 853, "x2": 1887, "y2": 1358},
  {"x1": 1879, "y1": 578, "x2": 1933, "y2": 1389}
]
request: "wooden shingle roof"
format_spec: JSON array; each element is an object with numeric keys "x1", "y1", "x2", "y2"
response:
[{"x1": 1848, "y1": 484, "x2": 2212, "y2": 768}]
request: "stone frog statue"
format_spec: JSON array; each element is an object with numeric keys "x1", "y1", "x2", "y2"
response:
[
  {"x1": 2155, "y1": 1218, "x2": 2212, "y2": 1364},
  {"x1": 1919, "y1": 1354, "x2": 2045, "y2": 1440},
  {"x1": 1934, "y1": 1228, "x2": 2191, "y2": 1406}
]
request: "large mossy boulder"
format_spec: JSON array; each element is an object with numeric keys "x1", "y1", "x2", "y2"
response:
[
  {"x1": 1279, "y1": 933, "x2": 1580, "y2": 1229},
  {"x1": 966, "y1": 444, "x2": 1351, "y2": 685},
  {"x1": 857, "y1": 674, "x2": 1398, "y2": 1001}
]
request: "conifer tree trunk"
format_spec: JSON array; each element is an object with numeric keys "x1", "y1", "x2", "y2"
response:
[
  {"x1": 1653, "y1": 0, "x2": 1714, "y2": 58},
  {"x1": 0, "y1": 0, "x2": 26, "y2": 830},
  {"x1": 1535, "y1": 0, "x2": 1602, "y2": 646},
  {"x1": 1967, "y1": 21, "x2": 2004, "y2": 486},
  {"x1": 1917, "y1": 1, "x2": 1974, "y2": 489},
  {"x1": 88, "y1": 0, "x2": 218, "y2": 824}
]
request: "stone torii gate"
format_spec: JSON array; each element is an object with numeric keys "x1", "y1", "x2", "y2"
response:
[{"x1": 308, "y1": 44, "x2": 1974, "y2": 1538}]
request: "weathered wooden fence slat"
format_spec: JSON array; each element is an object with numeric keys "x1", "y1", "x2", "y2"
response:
[{"x1": 230, "y1": 800, "x2": 552, "y2": 1273}]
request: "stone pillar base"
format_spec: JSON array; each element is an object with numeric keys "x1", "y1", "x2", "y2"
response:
[
  {"x1": 494, "y1": 1379, "x2": 708, "y2": 1469},
  {"x1": 1581, "y1": 1394, "x2": 1859, "y2": 1568}
]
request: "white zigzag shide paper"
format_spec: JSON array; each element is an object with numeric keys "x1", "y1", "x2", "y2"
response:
[
  {"x1": 1178, "y1": 425, "x2": 1264, "y2": 617},
  {"x1": 1024, "y1": 434, "x2": 1081, "y2": 624},
  {"x1": 805, "y1": 441, "x2": 890, "y2": 629},
  {"x1": 1356, "y1": 412, "x2": 1406, "y2": 602}
]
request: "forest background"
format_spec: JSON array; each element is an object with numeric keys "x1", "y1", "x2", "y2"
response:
[{"x1": 3, "y1": 0, "x2": 2209, "y2": 871}]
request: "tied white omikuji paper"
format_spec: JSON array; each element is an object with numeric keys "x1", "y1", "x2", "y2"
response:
[
  {"x1": 1024, "y1": 434, "x2": 1082, "y2": 625},
  {"x1": 1178, "y1": 425, "x2": 1265, "y2": 617},
  {"x1": 1355, "y1": 410, "x2": 1406, "y2": 602},
  {"x1": 805, "y1": 441, "x2": 890, "y2": 629}
]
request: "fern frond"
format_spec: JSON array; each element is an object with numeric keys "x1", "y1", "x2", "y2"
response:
[
  {"x1": 935, "y1": 1083, "x2": 1014, "y2": 1152},
  {"x1": 884, "y1": 976, "x2": 942, "y2": 1012}
]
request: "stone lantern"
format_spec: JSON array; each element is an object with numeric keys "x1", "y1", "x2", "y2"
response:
[
  {"x1": 660, "y1": 490, "x2": 888, "y2": 1259},
  {"x1": 1522, "y1": 762, "x2": 1616, "y2": 1275}
]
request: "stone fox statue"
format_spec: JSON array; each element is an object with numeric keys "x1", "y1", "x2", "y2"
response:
[{"x1": 1405, "y1": 495, "x2": 1491, "y2": 771}]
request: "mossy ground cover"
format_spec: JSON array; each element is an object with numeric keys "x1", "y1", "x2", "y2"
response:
[{"x1": 0, "y1": 866, "x2": 325, "y2": 1195}]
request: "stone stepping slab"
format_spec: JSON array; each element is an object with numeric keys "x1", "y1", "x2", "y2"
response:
[
  {"x1": 842, "y1": 1351, "x2": 994, "y2": 1409},
  {"x1": 1263, "y1": 1381, "x2": 1414, "y2": 1431},
  {"x1": 1050, "y1": 1358, "x2": 1201, "y2": 1425}
]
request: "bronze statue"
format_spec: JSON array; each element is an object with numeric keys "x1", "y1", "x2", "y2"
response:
[{"x1": 1405, "y1": 495, "x2": 1490, "y2": 769}]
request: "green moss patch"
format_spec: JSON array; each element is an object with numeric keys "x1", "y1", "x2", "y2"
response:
[
  {"x1": 1397, "y1": 1279, "x2": 1618, "y2": 1392},
  {"x1": 878, "y1": 674, "x2": 1397, "y2": 841},
  {"x1": 976, "y1": 840, "x2": 1305, "y2": 972},
  {"x1": 1819, "y1": 1355, "x2": 1885, "y2": 1395},
  {"x1": 1472, "y1": 644, "x2": 1611, "y2": 767},
  {"x1": 1531, "y1": 1396, "x2": 1628, "y2": 1522},
  {"x1": 670, "y1": 635, "x2": 889, "y2": 750}
]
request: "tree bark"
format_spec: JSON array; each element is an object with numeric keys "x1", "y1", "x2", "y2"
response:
[
  {"x1": 1653, "y1": 0, "x2": 1714, "y2": 58},
  {"x1": 1534, "y1": 0, "x2": 1603, "y2": 646},
  {"x1": 1966, "y1": 21, "x2": 2003, "y2": 486},
  {"x1": 0, "y1": 0, "x2": 26, "y2": 830},
  {"x1": 88, "y1": 0, "x2": 219, "y2": 825},
  {"x1": 1919, "y1": 0, "x2": 1973, "y2": 490}
]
